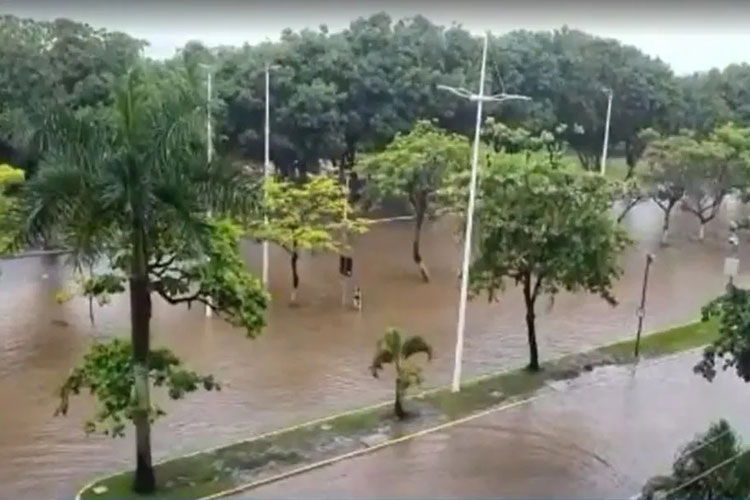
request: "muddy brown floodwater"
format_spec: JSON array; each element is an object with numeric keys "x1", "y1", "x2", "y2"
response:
[
  {"x1": 1, "y1": 201, "x2": 749, "y2": 499},
  {"x1": 247, "y1": 352, "x2": 750, "y2": 499}
]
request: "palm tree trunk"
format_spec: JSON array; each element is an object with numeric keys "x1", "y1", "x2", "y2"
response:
[
  {"x1": 413, "y1": 205, "x2": 429, "y2": 282},
  {"x1": 394, "y1": 378, "x2": 406, "y2": 419},
  {"x1": 523, "y1": 274, "x2": 540, "y2": 371},
  {"x1": 130, "y1": 226, "x2": 155, "y2": 494},
  {"x1": 290, "y1": 246, "x2": 299, "y2": 303}
]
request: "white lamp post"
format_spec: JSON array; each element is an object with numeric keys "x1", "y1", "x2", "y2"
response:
[
  {"x1": 600, "y1": 87, "x2": 613, "y2": 176},
  {"x1": 438, "y1": 33, "x2": 531, "y2": 393},
  {"x1": 204, "y1": 67, "x2": 214, "y2": 318},
  {"x1": 261, "y1": 63, "x2": 280, "y2": 289}
]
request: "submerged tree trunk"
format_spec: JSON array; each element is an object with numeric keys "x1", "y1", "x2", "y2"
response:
[
  {"x1": 661, "y1": 212, "x2": 670, "y2": 245},
  {"x1": 413, "y1": 204, "x2": 430, "y2": 283},
  {"x1": 699, "y1": 222, "x2": 706, "y2": 241},
  {"x1": 657, "y1": 199, "x2": 678, "y2": 246},
  {"x1": 130, "y1": 226, "x2": 155, "y2": 494},
  {"x1": 290, "y1": 244, "x2": 299, "y2": 303},
  {"x1": 394, "y1": 378, "x2": 406, "y2": 419},
  {"x1": 523, "y1": 273, "x2": 540, "y2": 372}
]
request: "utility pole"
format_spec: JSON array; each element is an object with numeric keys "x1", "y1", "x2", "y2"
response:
[
  {"x1": 438, "y1": 33, "x2": 531, "y2": 393},
  {"x1": 634, "y1": 253, "x2": 654, "y2": 357},
  {"x1": 205, "y1": 69, "x2": 213, "y2": 318},
  {"x1": 262, "y1": 63, "x2": 271, "y2": 288},
  {"x1": 600, "y1": 87, "x2": 613, "y2": 176}
]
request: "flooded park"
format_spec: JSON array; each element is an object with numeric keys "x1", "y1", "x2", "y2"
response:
[{"x1": 2, "y1": 200, "x2": 749, "y2": 499}]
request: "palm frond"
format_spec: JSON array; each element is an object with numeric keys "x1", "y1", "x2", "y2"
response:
[
  {"x1": 401, "y1": 335, "x2": 433, "y2": 361},
  {"x1": 370, "y1": 340, "x2": 394, "y2": 378}
]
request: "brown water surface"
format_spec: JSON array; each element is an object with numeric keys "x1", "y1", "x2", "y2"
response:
[{"x1": 0, "y1": 201, "x2": 748, "y2": 499}]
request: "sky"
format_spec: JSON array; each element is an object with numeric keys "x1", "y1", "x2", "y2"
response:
[{"x1": 2, "y1": 0, "x2": 750, "y2": 75}]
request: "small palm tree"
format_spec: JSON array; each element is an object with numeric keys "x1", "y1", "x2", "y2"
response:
[{"x1": 370, "y1": 327, "x2": 432, "y2": 419}]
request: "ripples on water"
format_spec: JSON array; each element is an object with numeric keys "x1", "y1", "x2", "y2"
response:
[{"x1": 1, "y1": 201, "x2": 749, "y2": 498}]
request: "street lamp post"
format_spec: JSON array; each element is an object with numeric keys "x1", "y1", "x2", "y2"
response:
[
  {"x1": 438, "y1": 33, "x2": 531, "y2": 393},
  {"x1": 600, "y1": 87, "x2": 613, "y2": 176},
  {"x1": 205, "y1": 67, "x2": 214, "y2": 318},
  {"x1": 261, "y1": 63, "x2": 281, "y2": 289},
  {"x1": 634, "y1": 253, "x2": 654, "y2": 358}
]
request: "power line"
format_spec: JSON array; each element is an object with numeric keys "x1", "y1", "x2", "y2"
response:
[{"x1": 663, "y1": 447, "x2": 750, "y2": 497}]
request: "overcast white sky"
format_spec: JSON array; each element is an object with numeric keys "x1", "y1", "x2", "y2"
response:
[{"x1": 2, "y1": 0, "x2": 750, "y2": 75}]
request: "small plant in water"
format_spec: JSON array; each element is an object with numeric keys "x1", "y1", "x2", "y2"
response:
[{"x1": 370, "y1": 327, "x2": 432, "y2": 419}]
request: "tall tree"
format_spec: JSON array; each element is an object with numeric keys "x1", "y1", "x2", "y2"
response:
[
  {"x1": 18, "y1": 66, "x2": 267, "y2": 494},
  {"x1": 356, "y1": 120, "x2": 469, "y2": 282},
  {"x1": 643, "y1": 133, "x2": 693, "y2": 244},
  {"x1": 464, "y1": 153, "x2": 630, "y2": 370},
  {"x1": 251, "y1": 174, "x2": 367, "y2": 303}
]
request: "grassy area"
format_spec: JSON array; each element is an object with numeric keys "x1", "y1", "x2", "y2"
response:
[{"x1": 79, "y1": 320, "x2": 717, "y2": 500}]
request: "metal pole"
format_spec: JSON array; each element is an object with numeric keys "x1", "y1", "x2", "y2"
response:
[
  {"x1": 600, "y1": 88, "x2": 613, "y2": 176},
  {"x1": 205, "y1": 70, "x2": 213, "y2": 318},
  {"x1": 262, "y1": 64, "x2": 271, "y2": 288},
  {"x1": 341, "y1": 173, "x2": 350, "y2": 308},
  {"x1": 634, "y1": 253, "x2": 654, "y2": 357},
  {"x1": 451, "y1": 33, "x2": 489, "y2": 393}
]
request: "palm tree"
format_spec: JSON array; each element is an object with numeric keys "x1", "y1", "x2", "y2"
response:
[
  {"x1": 370, "y1": 327, "x2": 432, "y2": 419},
  {"x1": 18, "y1": 65, "x2": 266, "y2": 494}
]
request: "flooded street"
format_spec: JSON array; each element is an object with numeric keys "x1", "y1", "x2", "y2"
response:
[
  {"x1": 1, "y1": 201, "x2": 749, "y2": 499},
  {"x1": 248, "y1": 351, "x2": 750, "y2": 499}
]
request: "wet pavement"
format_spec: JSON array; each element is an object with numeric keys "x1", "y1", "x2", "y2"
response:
[
  {"x1": 1, "y1": 200, "x2": 749, "y2": 499},
  {"x1": 247, "y1": 351, "x2": 750, "y2": 499}
]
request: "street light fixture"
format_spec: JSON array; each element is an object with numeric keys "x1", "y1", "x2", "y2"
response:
[
  {"x1": 438, "y1": 32, "x2": 531, "y2": 393},
  {"x1": 600, "y1": 87, "x2": 613, "y2": 176}
]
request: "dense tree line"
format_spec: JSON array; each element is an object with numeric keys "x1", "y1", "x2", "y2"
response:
[{"x1": 3, "y1": 13, "x2": 750, "y2": 178}]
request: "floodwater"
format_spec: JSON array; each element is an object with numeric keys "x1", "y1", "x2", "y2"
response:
[
  {"x1": 0, "y1": 200, "x2": 748, "y2": 499},
  {"x1": 248, "y1": 351, "x2": 750, "y2": 499}
]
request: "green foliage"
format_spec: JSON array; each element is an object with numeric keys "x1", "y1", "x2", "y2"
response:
[
  {"x1": 370, "y1": 327, "x2": 432, "y2": 418},
  {"x1": 483, "y1": 118, "x2": 571, "y2": 165},
  {"x1": 644, "y1": 125, "x2": 750, "y2": 239},
  {"x1": 17, "y1": 60, "x2": 267, "y2": 492},
  {"x1": 154, "y1": 219, "x2": 269, "y2": 335},
  {"x1": 463, "y1": 153, "x2": 630, "y2": 368},
  {"x1": 252, "y1": 174, "x2": 366, "y2": 254},
  {"x1": 0, "y1": 163, "x2": 24, "y2": 252},
  {"x1": 696, "y1": 287, "x2": 750, "y2": 383},
  {"x1": 356, "y1": 120, "x2": 469, "y2": 208},
  {"x1": 56, "y1": 339, "x2": 219, "y2": 437},
  {"x1": 642, "y1": 420, "x2": 750, "y2": 499},
  {"x1": 469, "y1": 154, "x2": 630, "y2": 303},
  {"x1": 357, "y1": 120, "x2": 469, "y2": 280}
]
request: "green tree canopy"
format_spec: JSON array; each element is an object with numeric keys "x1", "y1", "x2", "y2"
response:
[
  {"x1": 696, "y1": 286, "x2": 750, "y2": 383},
  {"x1": 17, "y1": 65, "x2": 267, "y2": 494},
  {"x1": 250, "y1": 174, "x2": 367, "y2": 302},
  {"x1": 356, "y1": 120, "x2": 469, "y2": 282},
  {"x1": 464, "y1": 153, "x2": 630, "y2": 370}
]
